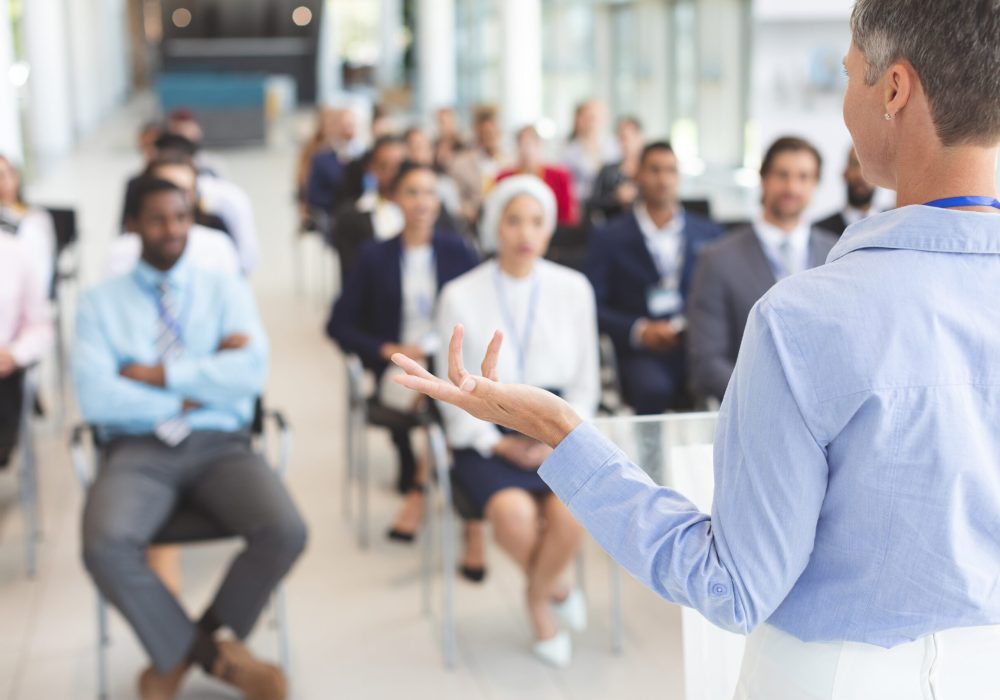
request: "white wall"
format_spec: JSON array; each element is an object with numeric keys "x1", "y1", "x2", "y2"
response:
[
  {"x1": 755, "y1": 0, "x2": 854, "y2": 21},
  {"x1": 21, "y1": 0, "x2": 75, "y2": 169}
]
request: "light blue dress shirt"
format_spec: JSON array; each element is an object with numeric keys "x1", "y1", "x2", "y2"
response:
[
  {"x1": 541, "y1": 205, "x2": 1000, "y2": 648},
  {"x1": 72, "y1": 254, "x2": 268, "y2": 437}
]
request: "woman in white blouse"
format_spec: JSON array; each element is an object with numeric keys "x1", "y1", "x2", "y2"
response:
[
  {"x1": 0, "y1": 155, "x2": 57, "y2": 294},
  {"x1": 435, "y1": 175, "x2": 600, "y2": 667}
]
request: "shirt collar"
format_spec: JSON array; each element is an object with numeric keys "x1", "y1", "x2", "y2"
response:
[
  {"x1": 829, "y1": 205, "x2": 1000, "y2": 264},
  {"x1": 634, "y1": 202, "x2": 685, "y2": 239},
  {"x1": 753, "y1": 215, "x2": 811, "y2": 254},
  {"x1": 132, "y1": 250, "x2": 191, "y2": 293}
]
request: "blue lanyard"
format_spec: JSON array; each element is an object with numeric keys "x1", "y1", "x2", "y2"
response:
[
  {"x1": 923, "y1": 196, "x2": 1000, "y2": 210},
  {"x1": 493, "y1": 266, "x2": 541, "y2": 383}
]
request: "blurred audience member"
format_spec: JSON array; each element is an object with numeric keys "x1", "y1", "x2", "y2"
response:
[
  {"x1": 74, "y1": 176, "x2": 306, "y2": 700},
  {"x1": 436, "y1": 175, "x2": 598, "y2": 667},
  {"x1": 688, "y1": 137, "x2": 837, "y2": 403},
  {"x1": 498, "y1": 126, "x2": 578, "y2": 229},
  {"x1": 588, "y1": 116, "x2": 644, "y2": 225},
  {"x1": 109, "y1": 157, "x2": 241, "y2": 279},
  {"x1": 433, "y1": 106, "x2": 466, "y2": 172},
  {"x1": 561, "y1": 100, "x2": 620, "y2": 203},
  {"x1": 450, "y1": 105, "x2": 510, "y2": 230},
  {"x1": 0, "y1": 232, "x2": 53, "y2": 469},
  {"x1": 297, "y1": 107, "x2": 342, "y2": 222},
  {"x1": 816, "y1": 146, "x2": 878, "y2": 236},
  {"x1": 330, "y1": 136, "x2": 407, "y2": 280},
  {"x1": 327, "y1": 162, "x2": 478, "y2": 540},
  {"x1": 404, "y1": 126, "x2": 463, "y2": 223},
  {"x1": 587, "y1": 142, "x2": 724, "y2": 414},
  {"x1": 165, "y1": 108, "x2": 227, "y2": 178},
  {"x1": 0, "y1": 155, "x2": 58, "y2": 293},
  {"x1": 137, "y1": 121, "x2": 163, "y2": 164}
]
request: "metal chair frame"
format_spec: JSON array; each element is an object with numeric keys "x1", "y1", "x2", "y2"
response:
[
  {"x1": 14, "y1": 365, "x2": 41, "y2": 577},
  {"x1": 69, "y1": 407, "x2": 293, "y2": 700}
]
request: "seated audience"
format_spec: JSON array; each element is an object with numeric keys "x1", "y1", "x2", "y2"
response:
[
  {"x1": 109, "y1": 156, "x2": 241, "y2": 279},
  {"x1": 164, "y1": 108, "x2": 228, "y2": 178},
  {"x1": 404, "y1": 126, "x2": 463, "y2": 223},
  {"x1": 449, "y1": 105, "x2": 510, "y2": 231},
  {"x1": 560, "y1": 99, "x2": 620, "y2": 203},
  {"x1": 74, "y1": 177, "x2": 306, "y2": 700},
  {"x1": 587, "y1": 116, "x2": 644, "y2": 225},
  {"x1": 329, "y1": 136, "x2": 407, "y2": 279},
  {"x1": 0, "y1": 155, "x2": 58, "y2": 293},
  {"x1": 498, "y1": 126, "x2": 579, "y2": 228},
  {"x1": 303, "y1": 107, "x2": 367, "y2": 224},
  {"x1": 0, "y1": 232, "x2": 53, "y2": 468},
  {"x1": 587, "y1": 142, "x2": 724, "y2": 414},
  {"x1": 688, "y1": 137, "x2": 838, "y2": 403},
  {"x1": 816, "y1": 145, "x2": 879, "y2": 236},
  {"x1": 435, "y1": 176, "x2": 598, "y2": 667},
  {"x1": 327, "y1": 162, "x2": 478, "y2": 541}
]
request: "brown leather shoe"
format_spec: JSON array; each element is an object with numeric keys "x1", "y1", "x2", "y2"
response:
[
  {"x1": 211, "y1": 639, "x2": 287, "y2": 700},
  {"x1": 138, "y1": 663, "x2": 189, "y2": 700}
]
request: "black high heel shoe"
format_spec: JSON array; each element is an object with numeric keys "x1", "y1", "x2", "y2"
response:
[
  {"x1": 458, "y1": 564, "x2": 487, "y2": 583},
  {"x1": 386, "y1": 484, "x2": 425, "y2": 544}
]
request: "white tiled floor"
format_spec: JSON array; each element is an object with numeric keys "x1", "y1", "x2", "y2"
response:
[{"x1": 0, "y1": 99, "x2": 688, "y2": 700}]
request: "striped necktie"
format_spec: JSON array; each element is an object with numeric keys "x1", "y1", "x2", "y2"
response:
[{"x1": 152, "y1": 279, "x2": 191, "y2": 446}]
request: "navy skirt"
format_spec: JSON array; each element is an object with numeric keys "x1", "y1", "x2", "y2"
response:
[{"x1": 451, "y1": 448, "x2": 551, "y2": 513}]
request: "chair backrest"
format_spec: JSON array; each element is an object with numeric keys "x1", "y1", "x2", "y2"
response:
[
  {"x1": 592, "y1": 412, "x2": 719, "y2": 512},
  {"x1": 44, "y1": 207, "x2": 78, "y2": 255}
]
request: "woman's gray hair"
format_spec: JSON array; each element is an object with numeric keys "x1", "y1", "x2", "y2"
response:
[
  {"x1": 478, "y1": 175, "x2": 557, "y2": 253},
  {"x1": 851, "y1": 0, "x2": 1000, "y2": 146}
]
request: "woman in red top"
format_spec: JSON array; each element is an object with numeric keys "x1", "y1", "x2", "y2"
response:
[{"x1": 497, "y1": 126, "x2": 579, "y2": 228}]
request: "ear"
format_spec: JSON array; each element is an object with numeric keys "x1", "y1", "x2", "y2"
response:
[{"x1": 884, "y1": 59, "x2": 915, "y2": 118}]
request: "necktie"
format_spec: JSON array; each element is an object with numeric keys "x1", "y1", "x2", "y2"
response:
[{"x1": 153, "y1": 280, "x2": 191, "y2": 447}]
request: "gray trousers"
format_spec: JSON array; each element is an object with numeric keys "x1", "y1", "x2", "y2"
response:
[{"x1": 82, "y1": 431, "x2": 307, "y2": 672}]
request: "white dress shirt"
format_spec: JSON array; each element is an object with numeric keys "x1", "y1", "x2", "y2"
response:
[
  {"x1": 631, "y1": 203, "x2": 688, "y2": 343},
  {"x1": 356, "y1": 191, "x2": 404, "y2": 240},
  {"x1": 399, "y1": 244, "x2": 438, "y2": 350},
  {"x1": 197, "y1": 175, "x2": 259, "y2": 274},
  {"x1": 0, "y1": 232, "x2": 53, "y2": 367},
  {"x1": 0, "y1": 205, "x2": 56, "y2": 293},
  {"x1": 105, "y1": 224, "x2": 242, "y2": 280},
  {"x1": 435, "y1": 259, "x2": 600, "y2": 456},
  {"x1": 753, "y1": 216, "x2": 811, "y2": 279}
]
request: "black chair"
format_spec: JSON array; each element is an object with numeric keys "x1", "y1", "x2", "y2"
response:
[
  {"x1": 70, "y1": 400, "x2": 292, "y2": 700},
  {"x1": 44, "y1": 206, "x2": 79, "y2": 422}
]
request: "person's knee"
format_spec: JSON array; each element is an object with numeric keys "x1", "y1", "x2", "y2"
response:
[
  {"x1": 487, "y1": 490, "x2": 538, "y2": 536},
  {"x1": 82, "y1": 527, "x2": 137, "y2": 581},
  {"x1": 256, "y1": 510, "x2": 309, "y2": 566}
]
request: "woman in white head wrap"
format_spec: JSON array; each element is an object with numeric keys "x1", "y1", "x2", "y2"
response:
[{"x1": 434, "y1": 175, "x2": 601, "y2": 668}]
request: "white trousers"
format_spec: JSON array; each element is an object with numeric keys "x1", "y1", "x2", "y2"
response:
[{"x1": 734, "y1": 623, "x2": 1000, "y2": 700}]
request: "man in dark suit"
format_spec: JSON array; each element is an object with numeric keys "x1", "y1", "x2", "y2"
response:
[
  {"x1": 688, "y1": 136, "x2": 838, "y2": 404},
  {"x1": 816, "y1": 146, "x2": 878, "y2": 236},
  {"x1": 586, "y1": 141, "x2": 725, "y2": 414}
]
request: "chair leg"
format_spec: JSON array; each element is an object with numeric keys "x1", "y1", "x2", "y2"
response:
[
  {"x1": 97, "y1": 592, "x2": 110, "y2": 700},
  {"x1": 273, "y1": 585, "x2": 291, "y2": 674},
  {"x1": 420, "y1": 479, "x2": 433, "y2": 616},
  {"x1": 575, "y1": 550, "x2": 586, "y2": 597},
  {"x1": 610, "y1": 560, "x2": 624, "y2": 655},
  {"x1": 343, "y1": 404, "x2": 356, "y2": 521},
  {"x1": 440, "y1": 481, "x2": 457, "y2": 669},
  {"x1": 18, "y1": 382, "x2": 40, "y2": 578},
  {"x1": 358, "y1": 416, "x2": 370, "y2": 550}
]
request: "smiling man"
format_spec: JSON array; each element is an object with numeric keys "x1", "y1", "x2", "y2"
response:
[
  {"x1": 73, "y1": 177, "x2": 306, "y2": 700},
  {"x1": 687, "y1": 136, "x2": 838, "y2": 403}
]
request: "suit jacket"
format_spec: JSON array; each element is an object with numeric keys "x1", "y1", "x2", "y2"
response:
[
  {"x1": 306, "y1": 149, "x2": 345, "y2": 211},
  {"x1": 815, "y1": 211, "x2": 849, "y2": 237},
  {"x1": 586, "y1": 210, "x2": 725, "y2": 358},
  {"x1": 326, "y1": 231, "x2": 479, "y2": 374},
  {"x1": 687, "y1": 225, "x2": 838, "y2": 401}
]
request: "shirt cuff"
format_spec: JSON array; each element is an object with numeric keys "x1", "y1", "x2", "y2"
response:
[
  {"x1": 629, "y1": 318, "x2": 649, "y2": 349},
  {"x1": 539, "y1": 421, "x2": 621, "y2": 504},
  {"x1": 164, "y1": 357, "x2": 200, "y2": 393},
  {"x1": 669, "y1": 314, "x2": 687, "y2": 334}
]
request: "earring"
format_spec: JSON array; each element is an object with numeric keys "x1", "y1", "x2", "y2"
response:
[{"x1": 883, "y1": 113, "x2": 893, "y2": 121}]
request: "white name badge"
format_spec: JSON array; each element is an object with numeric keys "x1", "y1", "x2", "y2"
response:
[{"x1": 647, "y1": 286, "x2": 683, "y2": 318}]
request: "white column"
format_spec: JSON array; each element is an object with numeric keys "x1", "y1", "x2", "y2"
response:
[
  {"x1": 499, "y1": 0, "x2": 542, "y2": 132},
  {"x1": 21, "y1": 0, "x2": 74, "y2": 168},
  {"x1": 416, "y1": 0, "x2": 456, "y2": 118},
  {"x1": 376, "y1": 0, "x2": 404, "y2": 88},
  {"x1": 317, "y1": 0, "x2": 342, "y2": 104},
  {"x1": 0, "y1": 0, "x2": 23, "y2": 162}
]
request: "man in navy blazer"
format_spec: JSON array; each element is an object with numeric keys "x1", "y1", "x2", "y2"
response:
[{"x1": 586, "y1": 142, "x2": 724, "y2": 414}]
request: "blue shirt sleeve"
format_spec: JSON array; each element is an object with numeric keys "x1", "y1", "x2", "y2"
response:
[
  {"x1": 72, "y1": 290, "x2": 184, "y2": 429},
  {"x1": 164, "y1": 276, "x2": 269, "y2": 405},
  {"x1": 539, "y1": 298, "x2": 829, "y2": 634}
]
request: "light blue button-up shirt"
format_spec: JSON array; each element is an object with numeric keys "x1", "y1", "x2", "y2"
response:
[
  {"x1": 541, "y1": 205, "x2": 1000, "y2": 647},
  {"x1": 72, "y1": 254, "x2": 268, "y2": 437}
]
